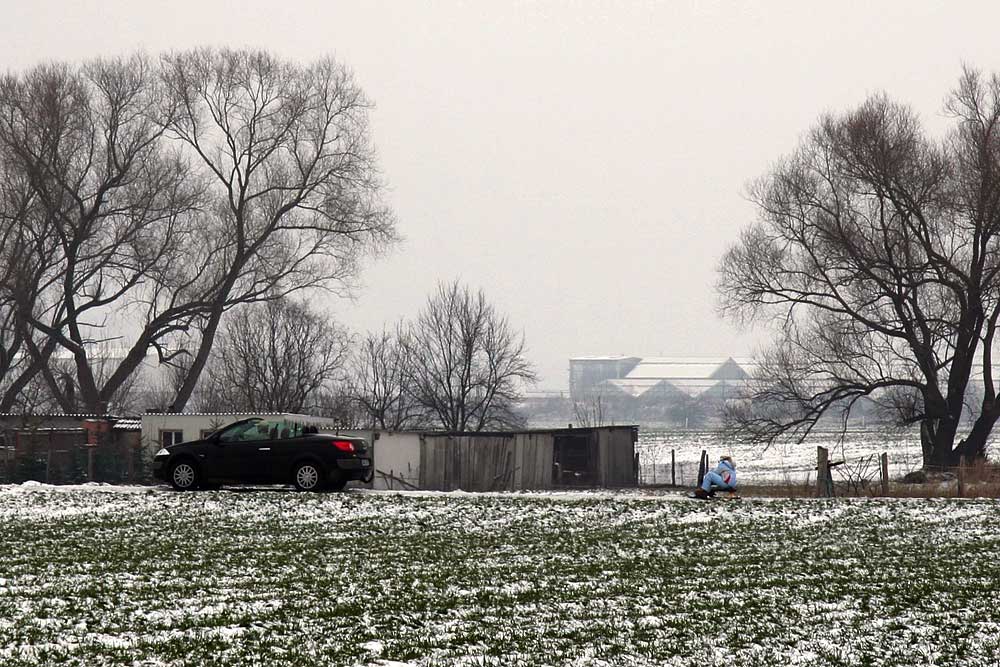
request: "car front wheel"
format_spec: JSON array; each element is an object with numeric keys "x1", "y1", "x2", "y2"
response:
[
  {"x1": 293, "y1": 462, "x2": 323, "y2": 492},
  {"x1": 169, "y1": 460, "x2": 199, "y2": 491}
]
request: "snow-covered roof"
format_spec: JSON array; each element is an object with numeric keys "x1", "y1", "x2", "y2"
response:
[
  {"x1": 0, "y1": 413, "x2": 124, "y2": 419},
  {"x1": 623, "y1": 357, "x2": 753, "y2": 381},
  {"x1": 605, "y1": 378, "x2": 676, "y2": 398},
  {"x1": 142, "y1": 412, "x2": 287, "y2": 417},
  {"x1": 604, "y1": 377, "x2": 751, "y2": 399},
  {"x1": 12, "y1": 426, "x2": 86, "y2": 432}
]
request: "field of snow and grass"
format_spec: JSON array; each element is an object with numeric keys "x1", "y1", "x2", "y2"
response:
[
  {"x1": 637, "y1": 429, "x2": 928, "y2": 486},
  {"x1": 3, "y1": 484, "x2": 1000, "y2": 666}
]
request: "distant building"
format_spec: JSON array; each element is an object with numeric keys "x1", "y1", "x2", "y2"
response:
[
  {"x1": 569, "y1": 356, "x2": 641, "y2": 398},
  {"x1": 570, "y1": 356, "x2": 754, "y2": 402},
  {"x1": 566, "y1": 356, "x2": 757, "y2": 426}
]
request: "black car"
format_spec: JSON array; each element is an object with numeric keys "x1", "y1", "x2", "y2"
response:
[{"x1": 152, "y1": 418, "x2": 372, "y2": 491}]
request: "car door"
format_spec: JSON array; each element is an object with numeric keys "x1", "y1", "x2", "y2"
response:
[
  {"x1": 237, "y1": 421, "x2": 281, "y2": 482},
  {"x1": 263, "y1": 422, "x2": 300, "y2": 483},
  {"x1": 216, "y1": 420, "x2": 274, "y2": 482}
]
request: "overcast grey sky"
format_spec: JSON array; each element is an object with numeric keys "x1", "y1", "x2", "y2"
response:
[{"x1": 3, "y1": 0, "x2": 1000, "y2": 388}]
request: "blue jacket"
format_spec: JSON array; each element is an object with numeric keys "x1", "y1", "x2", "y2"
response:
[{"x1": 713, "y1": 460, "x2": 737, "y2": 487}]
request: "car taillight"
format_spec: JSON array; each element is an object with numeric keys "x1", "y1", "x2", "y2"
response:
[{"x1": 331, "y1": 440, "x2": 355, "y2": 453}]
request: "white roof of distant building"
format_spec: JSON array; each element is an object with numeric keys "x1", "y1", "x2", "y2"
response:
[
  {"x1": 623, "y1": 357, "x2": 754, "y2": 380},
  {"x1": 580, "y1": 357, "x2": 757, "y2": 398},
  {"x1": 605, "y1": 378, "x2": 665, "y2": 397}
]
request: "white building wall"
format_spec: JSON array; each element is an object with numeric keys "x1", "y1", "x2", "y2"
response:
[{"x1": 367, "y1": 432, "x2": 422, "y2": 490}]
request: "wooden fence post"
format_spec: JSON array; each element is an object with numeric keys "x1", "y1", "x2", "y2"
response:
[
  {"x1": 45, "y1": 433, "x2": 52, "y2": 484},
  {"x1": 697, "y1": 449, "x2": 707, "y2": 488},
  {"x1": 957, "y1": 457, "x2": 966, "y2": 498},
  {"x1": 880, "y1": 452, "x2": 889, "y2": 496},
  {"x1": 817, "y1": 446, "x2": 830, "y2": 498},
  {"x1": 671, "y1": 449, "x2": 676, "y2": 486}
]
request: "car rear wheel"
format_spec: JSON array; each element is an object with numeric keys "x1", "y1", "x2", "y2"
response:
[
  {"x1": 169, "y1": 460, "x2": 199, "y2": 491},
  {"x1": 293, "y1": 462, "x2": 323, "y2": 491}
]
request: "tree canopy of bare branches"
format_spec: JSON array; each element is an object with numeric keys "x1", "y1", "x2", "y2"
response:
[
  {"x1": 718, "y1": 67, "x2": 1000, "y2": 468},
  {"x1": 201, "y1": 298, "x2": 350, "y2": 413},
  {"x1": 0, "y1": 49, "x2": 396, "y2": 414},
  {"x1": 0, "y1": 55, "x2": 199, "y2": 413},
  {"x1": 160, "y1": 48, "x2": 397, "y2": 410},
  {"x1": 405, "y1": 281, "x2": 536, "y2": 431},
  {"x1": 348, "y1": 324, "x2": 429, "y2": 430}
]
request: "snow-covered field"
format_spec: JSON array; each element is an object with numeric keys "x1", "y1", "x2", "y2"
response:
[
  {"x1": 2, "y1": 484, "x2": 1000, "y2": 666},
  {"x1": 637, "y1": 429, "x2": 927, "y2": 485}
]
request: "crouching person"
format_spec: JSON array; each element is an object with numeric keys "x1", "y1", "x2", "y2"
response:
[{"x1": 694, "y1": 456, "x2": 736, "y2": 499}]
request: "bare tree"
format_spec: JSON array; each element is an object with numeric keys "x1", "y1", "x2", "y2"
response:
[
  {"x1": 202, "y1": 298, "x2": 350, "y2": 413},
  {"x1": 160, "y1": 48, "x2": 397, "y2": 411},
  {"x1": 0, "y1": 158, "x2": 41, "y2": 409},
  {"x1": 348, "y1": 323, "x2": 428, "y2": 430},
  {"x1": 573, "y1": 389, "x2": 606, "y2": 428},
  {"x1": 405, "y1": 281, "x2": 536, "y2": 431},
  {"x1": 0, "y1": 56, "x2": 201, "y2": 413},
  {"x1": 719, "y1": 68, "x2": 1000, "y2": 468},
  {"x1": 312, "y1": 388, "x2": 366, "y2": 429},
  {"x1": 0, "y1": 49, "x2": 396, "y2": 414}
]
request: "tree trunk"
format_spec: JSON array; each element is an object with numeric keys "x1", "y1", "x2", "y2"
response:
[
  {"x1": 922, "y1": 417, "x2": 959, "y2": 469},
  {"x1": 921, "y1": 413, "x2": 992, "y2": 468},
  {"x1": 0, "y1": 336, "x2": 59, "y2": 412},
  {"x1": 170, "y1": 307, "x2": 225, "y2": 412},
  {"x1": 955, "y1": 407, "x2": 999, "y2": 462}
]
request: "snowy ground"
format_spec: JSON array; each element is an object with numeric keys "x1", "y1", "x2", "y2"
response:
[
  {"x1": 3, "y1": 484, "x2": 1000, "y2": 666},
  {"x1": 637, "y1": 429, "x2": 928, "y2": 485}
]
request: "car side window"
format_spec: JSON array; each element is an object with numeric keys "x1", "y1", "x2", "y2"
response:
[
  {"x1": 218, "y1": 421, "x2": 256, "y2": 443},
  {"x1": 218, "y1": 420, "x2": 274, "y2": 443},
  {"x1": 238, "y1": 421, "x2": 275, "y2": 442}
]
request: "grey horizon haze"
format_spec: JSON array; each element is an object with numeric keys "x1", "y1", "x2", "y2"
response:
[{"x1": 3, "y1": 0, "x2": 999, "y2": 389}]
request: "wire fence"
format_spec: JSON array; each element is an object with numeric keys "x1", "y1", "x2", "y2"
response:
[{"x1": 635, "y1": 428, "x2": 1000, "y2": 497}]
